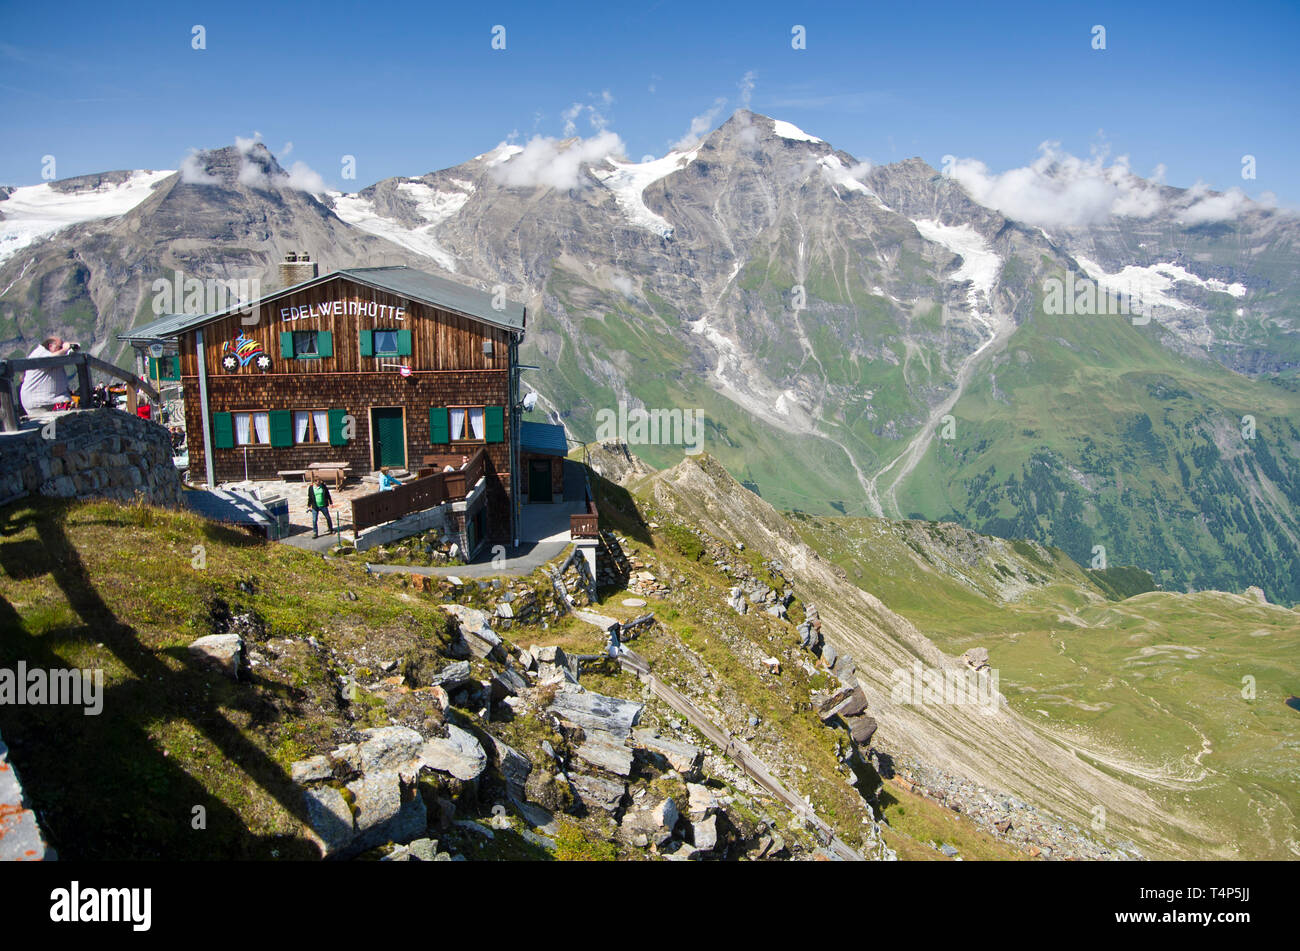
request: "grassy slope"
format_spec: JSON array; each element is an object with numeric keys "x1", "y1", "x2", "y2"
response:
[
  {"x1": 0, "y1": 498, "x2": 470, "y2": 859},
  {"x1": 0, "y1": 492, "x2": 1023, "y2": 861},
  {"x1": 792, "y1": 512, "x2": 1300, "y2": 859}
]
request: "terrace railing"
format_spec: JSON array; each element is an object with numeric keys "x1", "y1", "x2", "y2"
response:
[
  {"x1": 351, "y1": 447, "x2": 486, "y2": 533},
  {"x1": 0, "y1": 353, "x2": 161, "y2": 432},
  {"x1": 570, "y1": 498, "x2": 599, "y2": 539}
]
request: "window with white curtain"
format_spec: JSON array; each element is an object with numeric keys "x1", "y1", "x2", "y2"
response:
[
  {"x1": 294, "y1": 410, "x2": 329, "y2": 443},
  {"x1": 450, "y1": 407, "x2": 468, "y2": 441},
  {"x1": 235, "y1": 411, "x2": 271, "y2": 444},
  {"x1": 450, "y1": 406, "x2": 485, "y2": 441}
]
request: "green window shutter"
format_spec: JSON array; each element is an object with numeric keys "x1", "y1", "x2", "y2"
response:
[
  {"x1": 269, "y1": 410, "x2": 293, "y2": 447},
  {"x1": 485, "y1": 405, "x2": 504, "y2": 443},
  {"x1": 280, "y1": 332, "x2": 295, "y2": 359},
  {"x1": 429, "y1": 407, "x2": 449, "y2": 444},
  {"x1": 213, "y1": 412, "x2": 234, "y2": 449},
  {"x1": 327, "y1": 408, "x2": 348, "y2": 446},
  {"x1": 396, "y1": 329, "x2": 412, "y2": 356},
  {"x1": 359, "y1": 330, "x2": 373, "y2": 357},
  {"x1": 316, "y1": 331, "x2": 333, "y2": 358},
  {"x1": 148, "y1": 357, "x2": 158, "y2": 378}
]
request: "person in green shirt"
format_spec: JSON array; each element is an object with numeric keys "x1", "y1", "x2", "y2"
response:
[{"x1": 307, "y1": 476, "x2": 334, "y2": 538}]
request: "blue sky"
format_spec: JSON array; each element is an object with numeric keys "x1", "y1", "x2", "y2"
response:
[{"x1": 2, "y1": 0, "x2": 1297, "y2": 202}]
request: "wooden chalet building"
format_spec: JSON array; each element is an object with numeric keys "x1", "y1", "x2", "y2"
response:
[{"x1": 121, "y1": 264, "x2": 528, "y2": 546}]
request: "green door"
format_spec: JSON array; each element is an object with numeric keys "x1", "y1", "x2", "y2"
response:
[
  {"x1": 529, "y1": 459, "x2": 553, "y2": 503},
  {"x1": 371, "y1": 408, "x2": 406, "y2": 469}
]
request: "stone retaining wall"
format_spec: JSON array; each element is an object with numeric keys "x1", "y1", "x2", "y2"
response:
[
  {"x1": 0, "y1": 728, "x2": 55, "y2": 860},
  {"x1": 0, "y1": 409, "x2": 182, "y2": 508}
]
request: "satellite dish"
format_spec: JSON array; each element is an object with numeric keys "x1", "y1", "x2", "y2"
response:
[{"x1": 521, "y1": 391, "x2": 538, "y2": 412}]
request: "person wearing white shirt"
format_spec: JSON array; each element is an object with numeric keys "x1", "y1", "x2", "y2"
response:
[{"x1": 19, "y1": 336, "x2": 77, "y2": 412}]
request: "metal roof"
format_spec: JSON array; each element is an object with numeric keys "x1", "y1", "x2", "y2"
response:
[
  {"x1": 117, "y1": 265, "x2": 526, "y2": 342},
  {"x1": 519, "y1": 421, "x2": 569, "y2": 455},
  {"x1": 341, "y1": 267, "x2": 526, "y2": 331},
  {"x1": 118, "y1": 311, "x2": 209, "y2": 342}
]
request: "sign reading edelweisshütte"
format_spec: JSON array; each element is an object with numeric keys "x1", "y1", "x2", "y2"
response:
[{"x1": 279, "y1": 300, "x2": 407, "y2": 322}]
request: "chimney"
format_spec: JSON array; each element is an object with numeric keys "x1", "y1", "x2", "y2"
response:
[{"x1": 278, "y1": 251, "x2": 319, "y2": 288}]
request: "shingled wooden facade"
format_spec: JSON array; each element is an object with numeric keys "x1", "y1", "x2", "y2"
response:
[{"x1": 150, "y1": 267, "x2": 526, "y2": 544}]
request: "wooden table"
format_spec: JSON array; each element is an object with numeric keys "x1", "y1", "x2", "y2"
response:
[{"x1": 305, "y1": 463, "x2": 351, "y2": 488}]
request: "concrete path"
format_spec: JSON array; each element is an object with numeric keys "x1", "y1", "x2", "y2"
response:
[{"x1": 366, "y1": 537, "x2": 571, "y2": 579}]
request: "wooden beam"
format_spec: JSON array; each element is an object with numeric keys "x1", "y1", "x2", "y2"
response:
[
  {"x1": 76, "y1": 360, "x2": 91, "y2": 406},
  {"x1": 0, "y1": 371, "x2": 18, "y2": 434},
  {"x1": 2, "y1": 353, "x2": 159, "y2": 403}
]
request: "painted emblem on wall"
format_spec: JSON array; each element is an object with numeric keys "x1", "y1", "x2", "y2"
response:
[{"x1": 221, "y1": 333, "x2": 272, "y2": 373}]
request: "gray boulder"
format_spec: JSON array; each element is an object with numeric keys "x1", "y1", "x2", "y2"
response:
[
  {"x1": 290, "y1": 755, "x2": 332, "y2": 784},
  {"x1": 568, "y1": 772, "x2": 627, "y2": 814},
  {"x1": 188, "y1": 633, "x2": 244, "y2": 679},
  {"x1": 575, "y1": 734, "x2": 634, "y2": 777},
  {"x1": 304, "y1": 786, "x2": 356, "y2": 857},
  {"x1": 548, "y1": 688, "x2": 643, "y2": 736},
  {"x1": 420, "y1": 724, "x2": 487, "y2": 781},
  {"x1": 347, "y1": 771, "x2": 420, "y2": 843},
  {"x1": 357, "y1": 726, "x2": 425, "y2": 777},
  {"x1": 429, "y1": 660, "x2": 473, "y2": 689},
  {"x1": 621, "y1": 796, "x2": 680, "y2": 846},
  {"x1": 693, "y1": 814, "x2": 719, "y2": 852},
  {"x1": 633, "y1": 730, "x2": 704, "y2": 778}
]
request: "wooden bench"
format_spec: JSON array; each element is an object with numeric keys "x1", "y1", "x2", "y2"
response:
[{"x1": 276, "y1": 469, "x2": 308, "y2": 481}]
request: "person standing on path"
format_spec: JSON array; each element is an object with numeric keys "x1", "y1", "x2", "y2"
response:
[{"x1": 307, "y1": 475, "x2": 334, "y2": 538}]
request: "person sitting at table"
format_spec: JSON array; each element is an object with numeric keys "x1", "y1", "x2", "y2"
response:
[{"x1": 378, "y1": 467, "x2": 400, "y2": 491}]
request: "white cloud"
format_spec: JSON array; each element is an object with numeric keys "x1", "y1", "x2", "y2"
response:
[
  {"x1": 1178, "y1": 183, "x2": 1264, "y2": 225},
  {"x1": 238, "y1": 156, "x2": 271, "y2": 188},
  {"x1": 738, "y1": 70, "x2": 756, "y2": 109},
  {"x1": 491, "y1": 130, "x2": 626, "y2": 190},
  {"x1": 211, "y1": 134, "x2": 329, "y2": 195},
  {"x1": 611, "y1": 273, "x2": 636, "y2": 298},
  {"x1": 562, "y1": 102, "x2": 584, "y2": 136},
  {"x1": 562, "y1": 97, "x2": 612, "y2": 136},
  {"x1": 179, "y1": 151, "x2": 219, "y2": 185},
  {"x1": 282, "y1": 160, "x2": 327, "y2": 195},
  {"x1": 672, "y1": 97, "x2": 726, "y2": 151},
  {"x1": 945, "y1": 142, "x2": 1167, "y2": 229}
]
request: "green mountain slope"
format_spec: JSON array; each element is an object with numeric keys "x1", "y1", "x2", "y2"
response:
[
  {"x1": 894, "y1": 284, "x2": 1300, "y2": 603},
  {"x1": 790, "y1": 510, "x2": 1300, "y2": 859}
]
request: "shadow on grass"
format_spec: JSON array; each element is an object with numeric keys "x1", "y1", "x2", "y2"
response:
[{"x1": 0, "y1": 502, "x2": 319, "y2": 860}]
